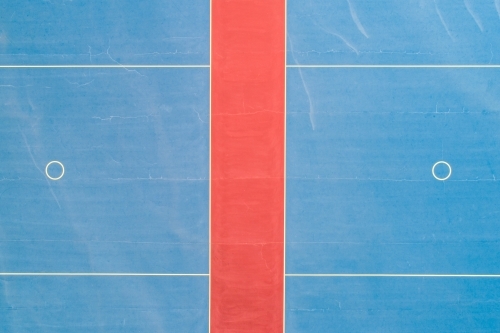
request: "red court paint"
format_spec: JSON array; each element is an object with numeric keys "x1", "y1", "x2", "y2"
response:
[{"x1": 211, "y1": 0, "x2": 285, "y2": 331}]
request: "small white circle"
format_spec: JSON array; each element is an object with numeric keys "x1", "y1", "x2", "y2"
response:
[
  {"x1": 432, "y1": 161, "x2": 452, "y2": 181},
  {"x1": 45, "y1": 161, "x2": 65, "y2": 181}
]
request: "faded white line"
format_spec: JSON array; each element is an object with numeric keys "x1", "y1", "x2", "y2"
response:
[
  {"x1": 286, "y1": 274, "x2": 500, "y2": 278},
  {"x1": 0, "y1": 65, "x2": 209, "y2": 68},
  {"x1": 287, "y1": 65, "x2": 500, "y2": 68},
  {"x1": 0, "y1": 273, "x2": 209, "y2": 276}
]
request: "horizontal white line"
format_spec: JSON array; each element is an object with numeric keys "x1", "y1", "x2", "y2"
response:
[
  {"x1": 287, "y1": 65, "x2": 500, "y2": 68},
  {"x1": 5, "y1": 65, "x2": 498, "y2": 69},
  {"x1": 0, "y1": 273, "x2": 209, "y2": 276},
  {"x1": 2, "y1": 65, "x2": 498, "y2": 69},
  {"x1": 0, "y1": 65, "x2": 209, "y2": 68},
  {"x1": 286, "y1": 274, "x2": 500, "y2": 278}
]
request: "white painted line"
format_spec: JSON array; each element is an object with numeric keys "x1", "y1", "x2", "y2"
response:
[
  {"x1": 432, "y1": 161, "x2": 452, "y2": 181},
  {"x1": 45, "y1": 161, "x2": 65, "y2": 181},
  {"x1": 283, "y1": 1, "x2": 288, "y2": 333},
  {"x1": 208, "y1": 0, "x2": 213, "y2": 331},
  {"x1": 0, "y1": 65, "x2": 209, "y2": 68},
  {"x1": 286, "y1": 274, "x2": 500, "y2": 278},
  {"x1": 286, "y1": 65, "x2": 500, "y2": 68},
  {"x1": 0, "y1": 273, "x2": 209, "y2": 276}
]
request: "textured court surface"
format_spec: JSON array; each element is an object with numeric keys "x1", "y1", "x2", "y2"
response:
[
  {"x1": 286, "y1": 1, "x2": 500, "y2": 332},
  {"x1": 1, "y1": 2, "x2": 210, "y2": 332},
  {"x1": 1, "y1": 0, "x2": 500, "y2": 332}
]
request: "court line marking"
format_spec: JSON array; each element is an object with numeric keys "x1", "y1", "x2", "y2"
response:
[
  {"x1": 208, "y1": 0, "x2": 213, "y2": 331},
  {"x1": 287, "y1": 65, "x2": 500, "y2": 68},
  {"x1": 283, "y1": 0, "x2": 288, "y2": 332},
  {"x1": 4, "y1": 65, "x2": 500, "y2": 69},
  {"x1": 45, "y1": 161, "x2": 65, "y2": 181},
  {"x1": 0, "y1": 65, "x2": 209, "y2": 68},
  {"x1": 286, "y1": 274, "x2": 500, "y2": 278},
  {"x1": 0, "y1": 273, "x2": 209, "y2": 276},
  {"x1": 432, "y1": 161, "x2": 452, "y2": 181}
]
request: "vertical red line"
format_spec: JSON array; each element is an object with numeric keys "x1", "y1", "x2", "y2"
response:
[{"x1": 211, "y1": 0, "x2": 285, "y2": 331}]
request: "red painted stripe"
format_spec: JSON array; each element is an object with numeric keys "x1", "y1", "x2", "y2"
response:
[{"x1": 211, "y1": 0, "x2": 285, "y2": 331}]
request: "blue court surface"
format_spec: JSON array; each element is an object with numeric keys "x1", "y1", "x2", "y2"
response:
[
  {"x1": 1, "y1": 1, "x2": 210, "y2": 330},
  {"x1": 2, "y1": 0, "x2": 500, "y2": 332},
  {"x1": 287, "y1": 0, "x2": 500, "y2": 64},
  {"x1": 0, "y1": 68, "x2": 210, "y2": 330},
  {"x1": 0, "y1": 276, "x2": 208, "y2": 332},
  {"x1": 286, "y1": 277, "x2": 500, "y2": 332},
  {"x1": 0, "y1": 68, "x2": 209, "y2": 273},
  {"x1": 0, "y1": 0, "x2": 210, "y2": 65},
  {"x1": 286, "y1": 0, "x2": 500, "y2": 332}
]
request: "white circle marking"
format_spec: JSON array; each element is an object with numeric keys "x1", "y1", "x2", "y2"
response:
[
  {"x1": 432, "y1": 161, "x2": 452, "y2": 181},
  {"x1": 45, "y1": 161, "x2": 65, "y2": 181}
]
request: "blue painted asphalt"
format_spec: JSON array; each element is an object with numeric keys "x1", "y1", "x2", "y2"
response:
[
  {"x1": 286, "y1": 277, "x2": 500, "y2": 332},
  {"x1": 286, "y1": 1, "x2": 500, "y2": 328},
  {"x1": 0, "y1": 276, "x2": 208, "y2": 333},
  {"x1": 2, "y1": 0, "x2": 500, "y2": 331},
  {"x1": 0, "y1": 68, "x2": 209, "y2": 273},
  {"x1": 288, "y1": 0, "x2": 500, "y2": 65},
  {"x1": 0, "y1": 68, "x2": 209, "y2": 331},
  {"x1": 0, "y1": 0, "x2": 209, "y2": 65}
]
